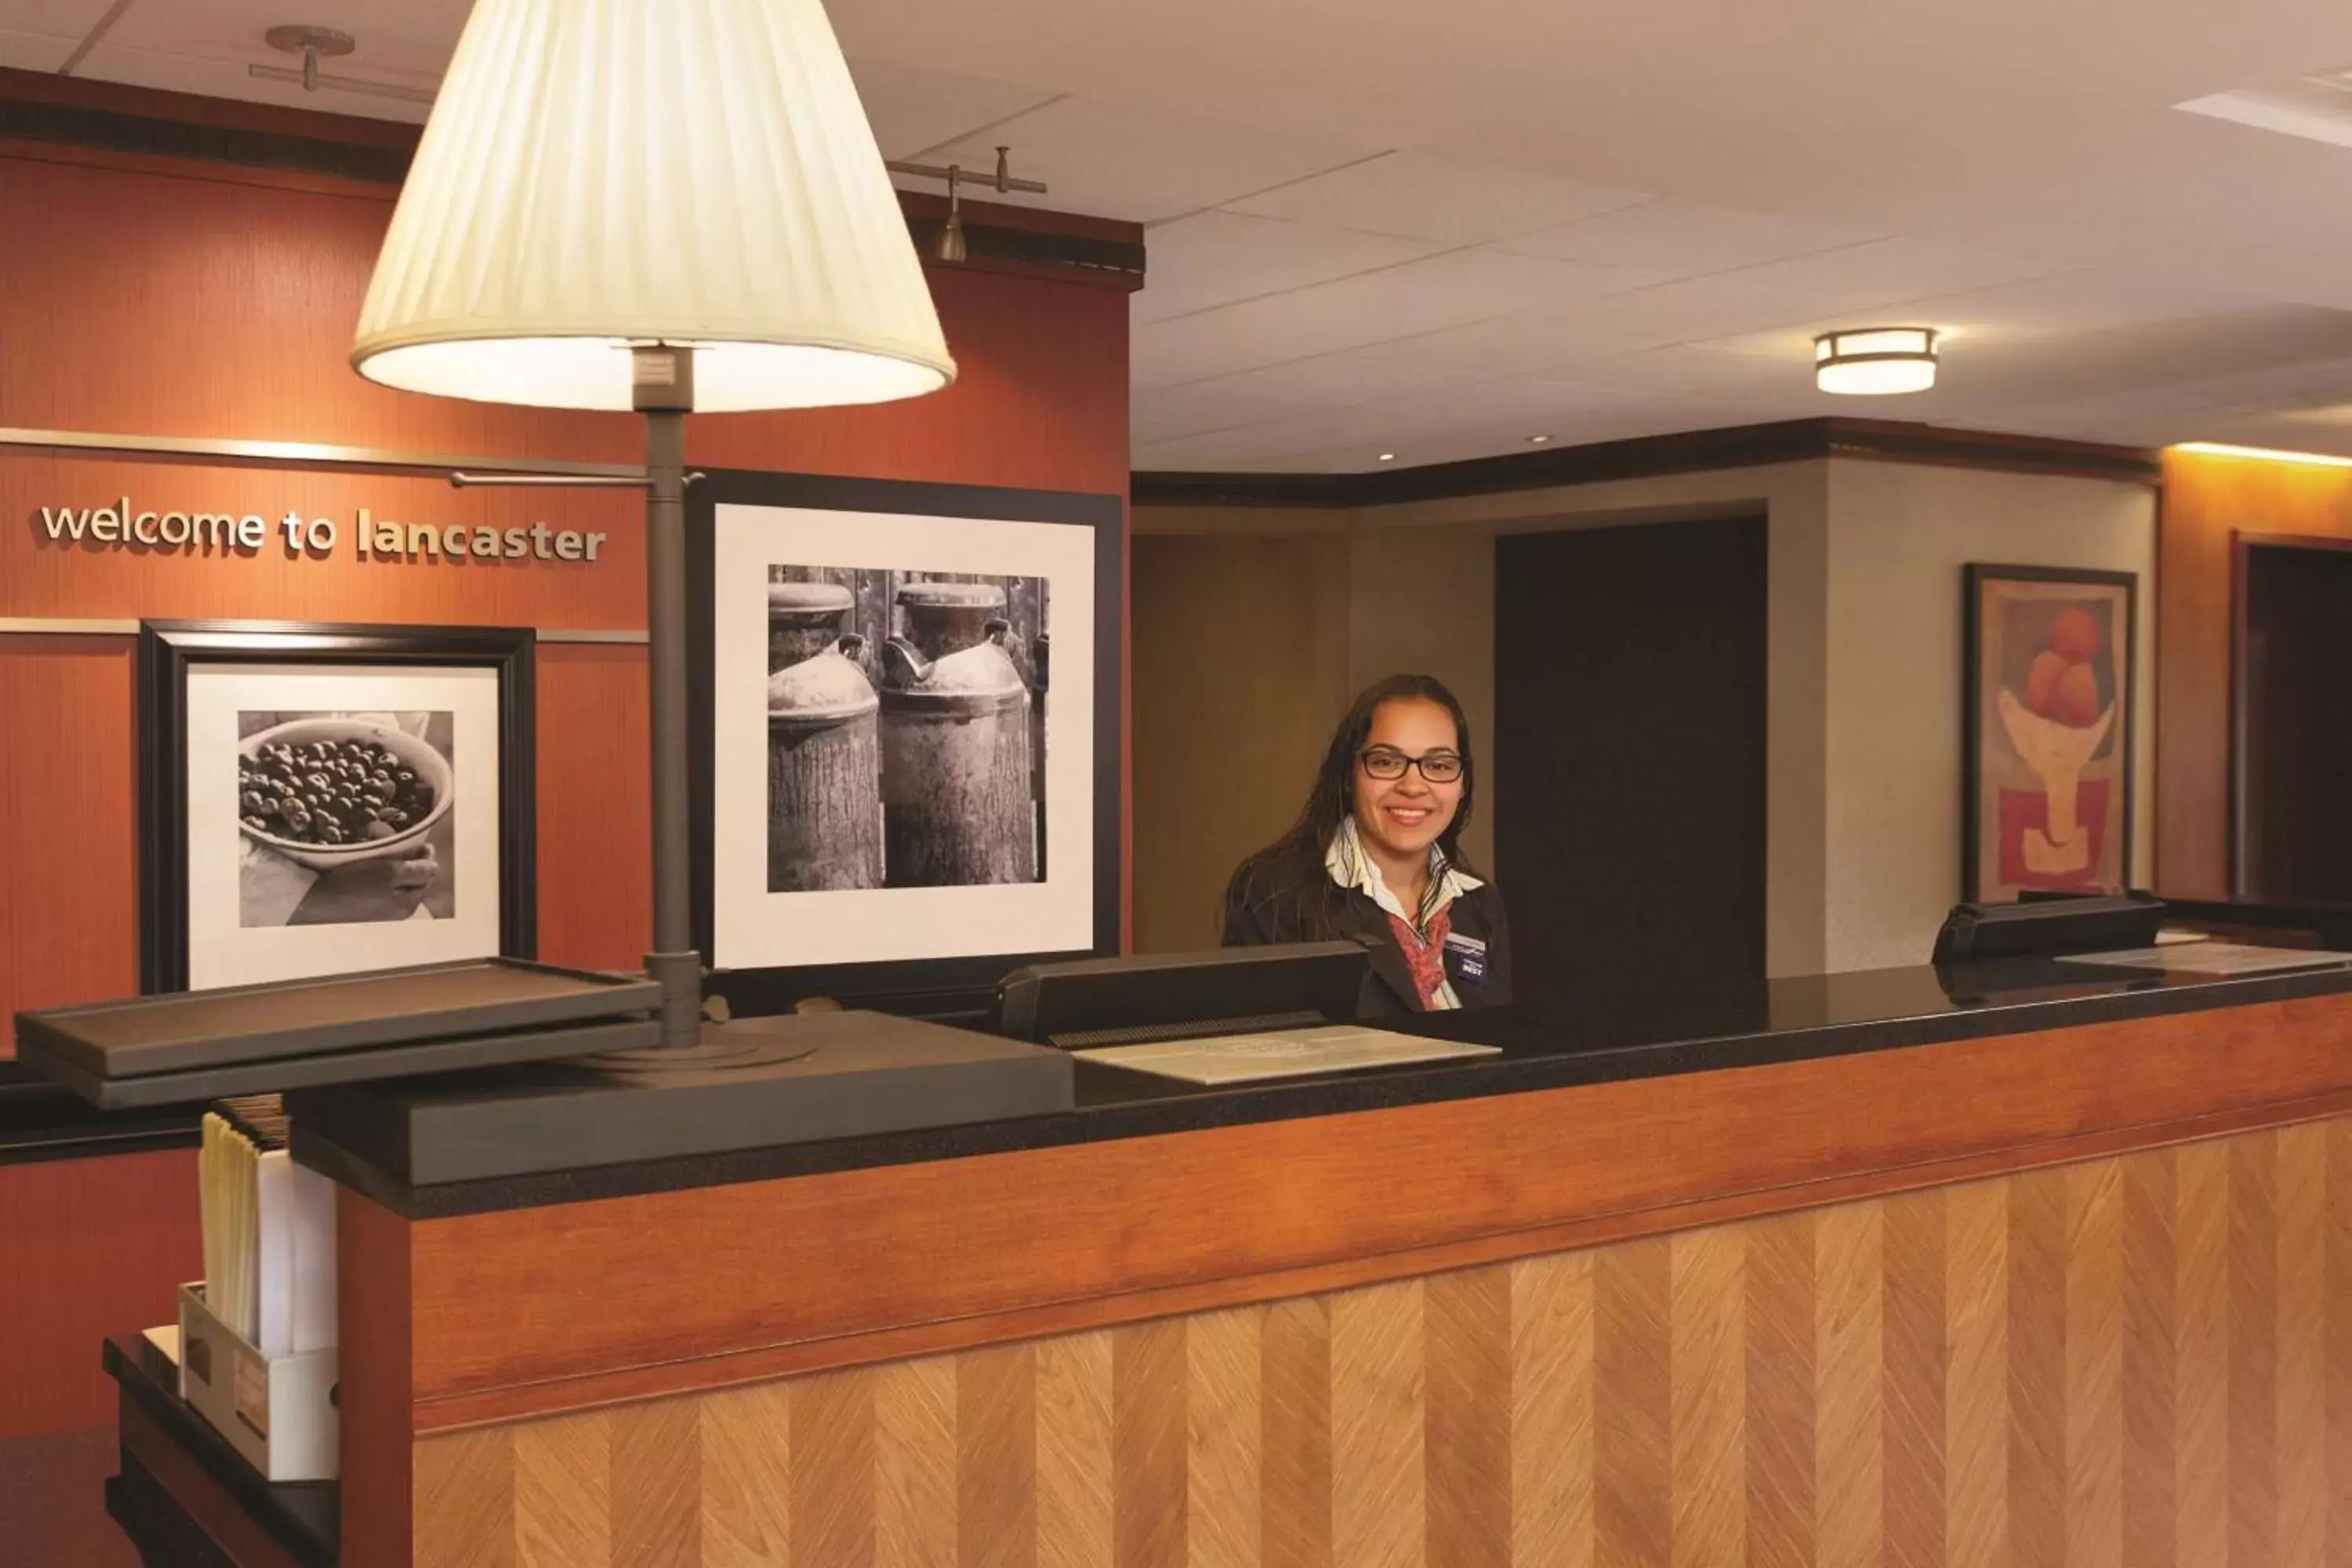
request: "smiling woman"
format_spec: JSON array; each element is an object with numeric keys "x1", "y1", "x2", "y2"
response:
[{"x1": 1220, "y1": 673, "x2": 1512, "y2": 1015}]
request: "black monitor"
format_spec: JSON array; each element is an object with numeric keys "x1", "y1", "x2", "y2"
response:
[
  {"x1": 989, "y1": 942, "x2": 1367, "y2": 1048},
  {"x1": 1930, "y1": 892, "x2": 2165, "y2": 963}
]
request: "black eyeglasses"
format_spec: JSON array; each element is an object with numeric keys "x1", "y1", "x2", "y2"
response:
[{"x1": 1359, "y1": 747, "x2": 1464, "y2": 784}]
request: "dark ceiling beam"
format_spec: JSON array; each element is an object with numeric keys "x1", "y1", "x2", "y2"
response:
[{"x1": 1132, "y1": 418, "x2": 2163, "y2": 510}]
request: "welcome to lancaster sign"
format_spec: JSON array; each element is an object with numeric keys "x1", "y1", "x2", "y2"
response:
[{"x1": 34, "y1": 496, "x2": 614, "y2": 564}]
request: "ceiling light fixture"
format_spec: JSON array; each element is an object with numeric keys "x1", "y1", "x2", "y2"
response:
[
  {"x1": 2172, "y1": 441, "x2": 2352, "y2": 468},
  {"x1": 250, "y1": 24, "x2": 434, "y2": 104},
  {"x1": 1528, "y1": 434, "x2": 1552, "y2": 445},
  {"x1": 1814, "y1": 327, "x2": 1938, "y2": 395},
  {"x1": 1377, "y1": 452, "x2": 1398, "y2": 462}
]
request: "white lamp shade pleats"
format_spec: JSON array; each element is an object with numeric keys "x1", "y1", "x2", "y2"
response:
[{"x1": 351, "y1": 0, "x2": 954, "y2": 412}]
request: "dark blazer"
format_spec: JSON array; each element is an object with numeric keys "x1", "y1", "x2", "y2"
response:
[{"x1": 1220, "y1": 839, "x2": 1512, "y2": 1018}]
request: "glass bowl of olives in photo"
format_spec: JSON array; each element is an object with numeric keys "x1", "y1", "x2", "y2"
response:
[{"x1": 236, "y1": 717, "x2": 455, "y2": 871}]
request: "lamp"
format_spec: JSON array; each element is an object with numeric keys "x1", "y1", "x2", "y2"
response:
[
  {"x1": 1813, "y1": 327, "x2": 1938, "y2": 395},
  {"x1": 353, "y1": 0, "x2": 956, "y2": 1053}
]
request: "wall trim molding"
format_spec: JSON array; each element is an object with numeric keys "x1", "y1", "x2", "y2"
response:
[
  {"x1": 1133, "y1": 417, "x2": 2163, "y2": 510},
  {"x1": 1, "y1": 425, "x2": 645, "y2": 481}
]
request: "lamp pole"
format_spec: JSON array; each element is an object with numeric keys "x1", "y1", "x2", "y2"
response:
[{"x1": 634, "y1": 343, "x2": 702, "y2": 1049}]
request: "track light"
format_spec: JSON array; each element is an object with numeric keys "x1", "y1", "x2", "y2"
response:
[{"x1": 884, "y1": 147, "x2": 1046, "y2": 264}]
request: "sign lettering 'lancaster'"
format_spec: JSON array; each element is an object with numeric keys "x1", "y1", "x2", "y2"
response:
[{"x1": 34, "y1": 498, "x2": 610, "y2": 565}]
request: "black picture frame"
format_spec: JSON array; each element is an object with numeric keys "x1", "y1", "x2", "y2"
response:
[
  {"x1": 686, "y1": 469, "x2": 1123, "y2": 1019},
  {"x1": 137, "y1": 619, "x2": 538, "y2": 993},
  {"x1": 1960, "y1": 564, "x2": 2139, "y2": 903}
]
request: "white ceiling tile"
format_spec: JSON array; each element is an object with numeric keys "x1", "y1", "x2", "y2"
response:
[
  {"x1": 1500, "y1": 198, "x2": 1888, "y2": 276},
  {"x1": 1133, "y1": 248, "x2": 1666, "y2": 388},
  {"x1": 0, "y1": 25, "x2": 80, "y2": 70},
  {"x1": 102, "y1": 0, "x2": 467, "y2": 78},
  {"x1": 848, "y1": 59, "x2": 1063, "y2": 161},
  {"x1": 1537, "y1": 343, "x2": 1795, "y2": 396},
  {"x1": 916, "y1": 95, "x2": 1385, "y2": 224},
  {"x1": 1131, "y1": 354, "x2": 1483, "y2": 444},
  {"x1": 1133, "y1": 212, "x2": 1447, "y2": 325},
  {"x1": 68, "y1": 40, "x2": 434, "y2": 120},
  {"x1": 1223, "y1": 151, "x2": 1651, "y2": 244}
]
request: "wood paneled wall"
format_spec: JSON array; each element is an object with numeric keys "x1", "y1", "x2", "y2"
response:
[
  {"x1": 404, "y1": 1113, "x2": 2350, "y2": 1568},
  {"x1": 0, "y1": 1148, "x2": 199, "y2": 1440},
  {"x1": 0, "y1": 93, "x2": 1131, "y2": 1438},
  {"x1": 2157, "y1": 448, "x2": 2352, "y2": 898}
]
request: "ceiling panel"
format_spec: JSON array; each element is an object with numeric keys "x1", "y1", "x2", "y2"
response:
[
  {"x1": 1221, "y1": 151, "x2": 1651, "y2": 244},
  {"x1": 850, "y1": 60, "x2": 1063, "y2": 161},
  {"x1": 1131, "y1": 354, "x2": 1483, "y2": 444},
  {"x1": 103, "y1": 0, "x2": 466, "y2": 78},
  {"x1": 0, "y1": 26, "x2": 79, "y2": 70},
  {"x1": 1131, "y1": 211, "x2": 1447, "y2": 325},
  {"x1": 1501, "y1": 197, "x2": 1887, "y2": 276},
  {"x1": 913, "y1": 94, "x2": 1385, "y2": 223},
  {"x1": 1132, "y1": 247, "x2": 1665, "y2": 388}
]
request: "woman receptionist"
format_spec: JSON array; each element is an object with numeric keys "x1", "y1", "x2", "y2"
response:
[{"x1": 1221, "y1": 674, "x2": 1511, "y2": 1015}]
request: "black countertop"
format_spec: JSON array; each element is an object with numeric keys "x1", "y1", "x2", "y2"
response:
[
  {"x1": 289, "y1": 953, "x2": 2352, "y2": 1220},
  {"x1": 0, "y1": 1062, "x2": 200, "y2": 1167}
]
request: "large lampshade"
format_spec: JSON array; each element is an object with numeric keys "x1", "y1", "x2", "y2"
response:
[{"x1": 351, "y1": 0, "x2": 955, "y2": 412}]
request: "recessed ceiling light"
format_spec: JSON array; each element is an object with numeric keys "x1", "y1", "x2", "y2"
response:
[
  {"x1": 1528, "y1": 434, "x2": 1552, "y2": 445},
  {"x1": 2172, "y1": 441, "x2": 2352, "y2": 468},
  {"x1": 1377, "y1": 452, "x2": 1397, "y2": 462},
  {"x1": 1814, "y1": 326, "x2": 1937, "y2": 395}
]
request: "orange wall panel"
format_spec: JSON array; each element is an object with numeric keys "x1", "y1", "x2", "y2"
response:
[
  {"x1": 0, "y1": 637, "x2": 139, "y2": 1055},
  {"x1": 2156, "y1": 450, "x2": 2352, "y2": 897},
  {"x1": 0, "y1": 1147, "x2": 200, "y2": 1439}
]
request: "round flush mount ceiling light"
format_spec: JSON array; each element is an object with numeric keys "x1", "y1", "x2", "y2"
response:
[{"x1": 1814, "y1": 327, "x2": 1938, "y2": 395}]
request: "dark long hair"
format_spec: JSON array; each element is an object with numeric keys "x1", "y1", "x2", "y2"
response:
[{"x1": 1220, "y1": 673, "x2": 1479, "y2": 942}]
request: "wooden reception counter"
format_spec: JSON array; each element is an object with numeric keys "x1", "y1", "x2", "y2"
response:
[{"x1": 287, "y1": 958, "x2": 2352, "y2": 1568}]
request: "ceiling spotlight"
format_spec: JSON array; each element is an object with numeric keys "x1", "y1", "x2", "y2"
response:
[
  {"x1": 1528, "y1": 434, "x2": 1552, "y2": 445},
  {"x1": 1815, "y1": 327, "x2": 1938, "y2": 395},
  {"x1": 1377, "y1": 452, "x2": 1398, "y2": 462}
]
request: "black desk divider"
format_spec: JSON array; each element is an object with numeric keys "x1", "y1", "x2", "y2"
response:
[{"x1": 16, "y1": 958, "x2": 662, "y2": 1107}]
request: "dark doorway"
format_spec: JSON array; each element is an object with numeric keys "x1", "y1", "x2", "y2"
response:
[
  {"x1": 1494, "y1": 514, "x2": 1768, "y2": 1007},
  {"x1": 2235, "y1": 535, "x2": 2352, "y2": 902}
]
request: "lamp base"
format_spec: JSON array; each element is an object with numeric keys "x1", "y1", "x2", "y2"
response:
[{"x1": 285, "y1": 1010, "x2": 1073, "y2": 1190}]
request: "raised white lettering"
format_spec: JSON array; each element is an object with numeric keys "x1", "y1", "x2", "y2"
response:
[{"x1": 38, "y1": 507, "x2": 90, "y2": 540}]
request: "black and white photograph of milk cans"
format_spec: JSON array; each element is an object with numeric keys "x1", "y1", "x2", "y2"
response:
[
  {"x1": 763, "y1": 566, "x2": 1048, "y2": 893},
  {"x1": 701, "y1": 489, "x2": 1115, "y2": 983}
]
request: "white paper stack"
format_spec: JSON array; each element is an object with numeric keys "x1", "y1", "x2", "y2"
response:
[{"x1": 198, "y1": 1096, "x2": 338, "y2": 1356}]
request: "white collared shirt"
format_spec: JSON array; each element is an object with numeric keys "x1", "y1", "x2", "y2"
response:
[{"x1": 1324, "y1": 816, "x2": 1483, "y2": 1009}]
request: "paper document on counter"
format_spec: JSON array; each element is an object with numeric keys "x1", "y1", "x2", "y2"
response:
[
  {"x1": 1075, "y1": 1025, "x2": 1498, "y2": 1085},
  {"x1": 2057, "y1": 942, "x2": 2352, "y2": 976}
]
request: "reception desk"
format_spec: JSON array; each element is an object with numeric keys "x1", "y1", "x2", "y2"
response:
[{"x1": 269, "y1": 958, "x2": 2352, "y2": 1567}]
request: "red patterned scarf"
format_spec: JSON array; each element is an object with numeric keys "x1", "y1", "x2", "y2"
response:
[{"x1": 1385, "y1": 905, "x2": 1454, "y2": 1011}]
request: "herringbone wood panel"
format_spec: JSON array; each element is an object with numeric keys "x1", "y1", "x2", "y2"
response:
[{"x1": 416, "y1": 1119, "x2": 2352, "y2": 1568}]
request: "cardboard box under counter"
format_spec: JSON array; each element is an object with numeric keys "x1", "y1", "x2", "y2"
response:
[{"x1": 176, "y1": 1281, "x2": 337, "y2": 1483}]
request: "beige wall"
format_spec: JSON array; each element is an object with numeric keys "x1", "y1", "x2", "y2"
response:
[
  {"x1": 1821, "y1": 459, "x2": 2158, "y2": 971},
  {"x1": 1132, "y1": 456, "x2": 2157, "y2": 977}
]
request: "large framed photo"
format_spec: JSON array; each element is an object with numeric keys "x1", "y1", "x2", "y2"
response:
[
  {"x1": 139, "y1": 620, "x2": 536, "y2": 993},
  {"x1": 1962, "y1": 565, "x2": 2137, "y2": 902},
  {"x1": 689, "y1": 470, "x2": 1121, "y2": 1014}
]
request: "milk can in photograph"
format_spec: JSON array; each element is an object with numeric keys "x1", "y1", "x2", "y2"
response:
[
  {"x1": 766, "y1": 583, "x2": 882, "y2": 891},
  {"x1": 878, "y1": 619, "x2": 1036, "y2": 887},
  {"x1": 768, "y1": 579, "x2": 858, "y2": 673},
  {"x1": 895, "y1": 579, "x2": 1006, "y2": 662}
]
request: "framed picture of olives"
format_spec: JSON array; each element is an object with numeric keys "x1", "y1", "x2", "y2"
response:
[
  {"x1": 688, "y1": 470, "x2": 1123, "y2": 1016},
  {"x1": 136, "y1": 620, "x2": 537, "y2": 993}
]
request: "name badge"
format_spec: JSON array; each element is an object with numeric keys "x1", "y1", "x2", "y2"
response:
[{"x1": 1443, "y1": 931, "x2": 1489, "y2": 985}]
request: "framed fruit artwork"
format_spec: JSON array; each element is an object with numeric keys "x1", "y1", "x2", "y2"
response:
[{"x1": 1961, "y1": 565, "x2": 2138, "y2": 902}]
